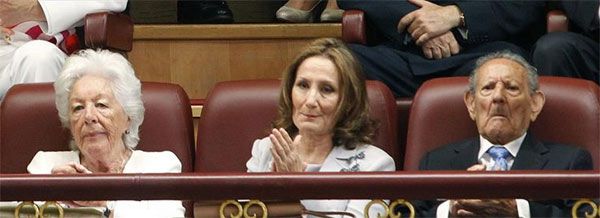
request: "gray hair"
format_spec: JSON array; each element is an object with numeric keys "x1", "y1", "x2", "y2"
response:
[
  {"x1": 54, "y1": 49, "x2": 145, "y2": 150},
  {"x1": 468, "y1": 51, "x2": 539, "y2": 94}
]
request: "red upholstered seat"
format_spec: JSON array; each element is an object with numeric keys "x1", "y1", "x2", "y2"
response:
[
  {"x1": 84, "y1": 12, "x2": 133, "y2": 52},
  {"x1": 195, "y1": 79, "x2": 400, "y2": 172},
  {"x1": 404, "y1": 76, "x2": 600, "y2": 170},
  {"x1": 0, "y1": 82, "x2": 195, "y2": 173}
]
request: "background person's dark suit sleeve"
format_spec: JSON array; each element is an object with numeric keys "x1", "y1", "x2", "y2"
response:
[
  {"x1": 452, "y1": 1, "x2": 545, "y2": 49},
  {"x1": 411, "y1": 135, "x2": 593, "y2": 217}
]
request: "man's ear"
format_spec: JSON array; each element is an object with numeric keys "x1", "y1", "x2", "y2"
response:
[
  {"x1": 464, "y1": 91, "x2": 476, "y2": 121},
  {"x1": 529, "y1": 90, "x2": 545, "y2": 122}
]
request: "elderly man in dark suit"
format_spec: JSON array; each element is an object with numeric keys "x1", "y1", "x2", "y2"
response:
[
  {"x1": 416, "y1": 51, "x2": 593, "y2": 217},
  {"x1": 339, "y1": 0, "x2": 545, "y2": 97}
]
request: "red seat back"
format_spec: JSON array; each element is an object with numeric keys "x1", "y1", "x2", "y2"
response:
[
  {"x1": 0, "y1": 82, "x2": 195, "y2": 173},
  {"x1": 404, "y1": 77, "x2": 600, "y2": 170},
  {"x1": 195, "y1": 79, "x2": 399, "y2": 172}
]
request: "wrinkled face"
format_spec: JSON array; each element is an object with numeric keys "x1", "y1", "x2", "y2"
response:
[
  {"x1": 69, "y1": 75, "x2": 129, "y2": 155},
  {"x1": 291, "y1": 56, "x2": 341, "y2": 136},
  {"x1": 465, "y1": 58, "x2": 544, "y2": 144}
]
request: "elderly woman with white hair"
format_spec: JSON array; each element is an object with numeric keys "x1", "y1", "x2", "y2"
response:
[{"x1": 26, "y1": 49, "x2": 185, "y2": 217}]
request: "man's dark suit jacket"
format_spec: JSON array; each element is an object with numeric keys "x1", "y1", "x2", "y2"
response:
[{"x1": 417, "y1": 133, "x2": 593, "y2": 217}]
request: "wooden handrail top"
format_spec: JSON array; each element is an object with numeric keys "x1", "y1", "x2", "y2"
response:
[
  {"x1": 134, "y1": 24, "x2": 341, "y2": 40},
  {"x1": 1, "y1": 171, "x2": 598, "y2": 201}
]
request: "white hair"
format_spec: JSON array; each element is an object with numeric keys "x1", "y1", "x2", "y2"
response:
[{"x1": 54, "y1": 49, "x2": 144, "y2": 150}]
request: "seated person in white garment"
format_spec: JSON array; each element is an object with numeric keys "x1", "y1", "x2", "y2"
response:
[
  {"x1": 0, "y1": 0, "x2": 127, "y2": 100},
  {"x1": 246, "y1": 38, "x2": 396, "y2": 217},
  {"x1": 27, "y1": 49, "x2": 185, "y2": 218}
]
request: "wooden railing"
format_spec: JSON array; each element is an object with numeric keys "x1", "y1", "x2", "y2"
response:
[{"x1": 2, "y1": 171, "x2": 598, "y2": 201}]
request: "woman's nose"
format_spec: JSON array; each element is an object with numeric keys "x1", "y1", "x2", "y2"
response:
[
  {"x1": 83, "y1": 107, "x2": 98, "y2": 124},
  {"x1": 304, "y1": 88, "x2": 319, "y2": 107}
]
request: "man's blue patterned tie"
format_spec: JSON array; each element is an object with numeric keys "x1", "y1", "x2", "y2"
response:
[{"x1": 488, "y1": 146, "x2": 511, "y2": 171}]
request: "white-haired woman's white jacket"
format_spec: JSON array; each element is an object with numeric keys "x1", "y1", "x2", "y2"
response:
[{"x1": 28, "y1": 150, "x2": 185, "y2": 218}]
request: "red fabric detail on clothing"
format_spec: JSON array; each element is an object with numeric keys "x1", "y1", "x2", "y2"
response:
[
  {"x1": 25, "y1": 25, "x2": 43, "y2": 39},
  {"x1": 65, "y1": 34, "x2": 80, "y2": 55}
]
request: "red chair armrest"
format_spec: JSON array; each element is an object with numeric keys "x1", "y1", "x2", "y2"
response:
[
  {"x1": 84, "y1": 12, "x2": 133, "y2": 52},
  {"x1": 547, "y1": 10, "x2": 569, "y2": 33},
  {"x1": 342, "y1": 10, "x2": 367, "y2": 45}
]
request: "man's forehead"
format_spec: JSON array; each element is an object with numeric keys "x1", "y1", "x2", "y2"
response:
[{"x1": 476, "y1": 58, "x2": 527, "y2": 82}]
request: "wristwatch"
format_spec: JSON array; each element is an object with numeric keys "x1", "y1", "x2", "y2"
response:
[
  {"x1": 103, "y1": 201, "x2": 114, "y2": 217},
  {"x1": 103, "y1": 207, "x2": 111, "y2": 217}
]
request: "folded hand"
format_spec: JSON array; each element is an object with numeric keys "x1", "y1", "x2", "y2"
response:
[
  {"x1": 450, "y1": 199, "x2": 518, "y2": 217},
  {"x1": 397, "y1": 0, "x2": 462, "y2": 46},
  {"x1": 51, "y1": 163, "x2": 92, "y2": 174},
  {"x1": 421, "y1": 31, "x2": 460, "y2": 59},
  {"x1": 62, "y1": 200, "x2": 107, "y2": 208}
]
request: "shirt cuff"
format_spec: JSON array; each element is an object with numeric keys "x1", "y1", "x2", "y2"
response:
[
  {"x1": 436, "y1": 200, "x2": 450, "y2": 218},
  {"x1": 516, "y1": 199, "x2": 531, "y2": 218},
  {"x1": 457, "y1": 28, "x2": 469, "y2": 40}
]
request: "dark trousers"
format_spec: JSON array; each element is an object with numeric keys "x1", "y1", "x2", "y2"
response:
[
  {"x1": 532, "y1": 32, "x2": 599, "y2": 84},
  {"x1": 349, "y1": 41, "x2": 527, "y2": 97}
]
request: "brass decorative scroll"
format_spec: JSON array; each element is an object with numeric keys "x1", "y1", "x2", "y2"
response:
[
  {"x1": 242, "y1": 200, "x2": 267, "y2": 218},
  {"x1": 39, "y1": 201, "x2": 64, "y2": 218},
  {"x1": 365, "y1": 199, "x2": 390, "y2": 218},
  {"x1": 364, "y1": 199, "x2": 415, "y2": 218},
  {"x1": 571, "y1": 198, "x2": 598, "y2": 218},
  {"x1": 14, "y1": 201, "x2": 39, "y2": 218},
  {"x1": 389, "y1": 199, "x2": 415, "y2": 218},
  {"x1": 219, "y1": 200, "x2": 243, "y2": 218}
]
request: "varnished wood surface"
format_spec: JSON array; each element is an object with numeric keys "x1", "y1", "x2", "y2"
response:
[
  {"x1": 129, "y1": 24, "x2": 341, "y2": 99},
  {"x1": 133, "y1": 24, "x2": 341, "y2": 39}
]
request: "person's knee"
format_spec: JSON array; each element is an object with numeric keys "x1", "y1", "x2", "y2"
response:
[
  {"x1": 10, "y1": 40, "x2": 66, "y2": 83},
  {"x1": 14, "y1": 40, "x2": 66, "y2": 66},
  {"x1": 533, "y1": 32, "x2": 578, "y2": 59}
]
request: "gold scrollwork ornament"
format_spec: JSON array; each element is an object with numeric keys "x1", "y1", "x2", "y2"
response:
[
  {"x1": 388, "y1": 199, "x2": 415, "y2": 218},
  {"x1": 39, "y1": 201, "x2": 64, "y2": 218},
  {"x1": 364, "y1": 199, "x2": 390, "y2": 218},
  {"x1": 242, "y1": 200, "x2": 267, "y2": 218},
  {"x1": 219, "y1": 200, "x2": 243, "y2": 218},
  {"x1": 364, "y1": 199, "x2": 415, "y2": 218},
  {"x1": 14, "y1": 201, "x2": 40, "y2": 218},
  {"x1": 571, "y1": 198, "x2": 599, "y2": 218}
]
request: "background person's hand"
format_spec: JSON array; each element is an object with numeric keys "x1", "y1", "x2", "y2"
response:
[
  {"x1": 397, "y1": 0, "x2": 462, "y2": 45},
  {"x1": 1, "y1": 26, "x2": 14, "y2": 43},
  {"x1": 449, "y1": 164, "x2": 517, "y2": 217},
  {"x1": 0, "y1": 0, "x2": 45, "y2": 27},
  {"x1": 51, "y1": 163, "x2": 92, "y2": 174},
  {"x1": 1, "y1": 26, "x2": 14, "y2": 36},
  {"x1": 269, "y1": 128, "x2": 306, "y2": 172},
  {"x1": 420, "y1": 31, "x2": 460, "y2": 59},
  {"x1": 51, "y1": 163, "x2": 106, "y2": 208},
  {"x1": 466, "y1": 164, "x2": 485, "y2": 171},
  {"x1": 60, "y1": 200, "x2": 107, "y2": 208},
  {"x1": 450, "y1": 199, "x2": 518, "y2": 217},
  {"x1": 70, "y1": 200, "x2": 107, "y2": 208}
]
